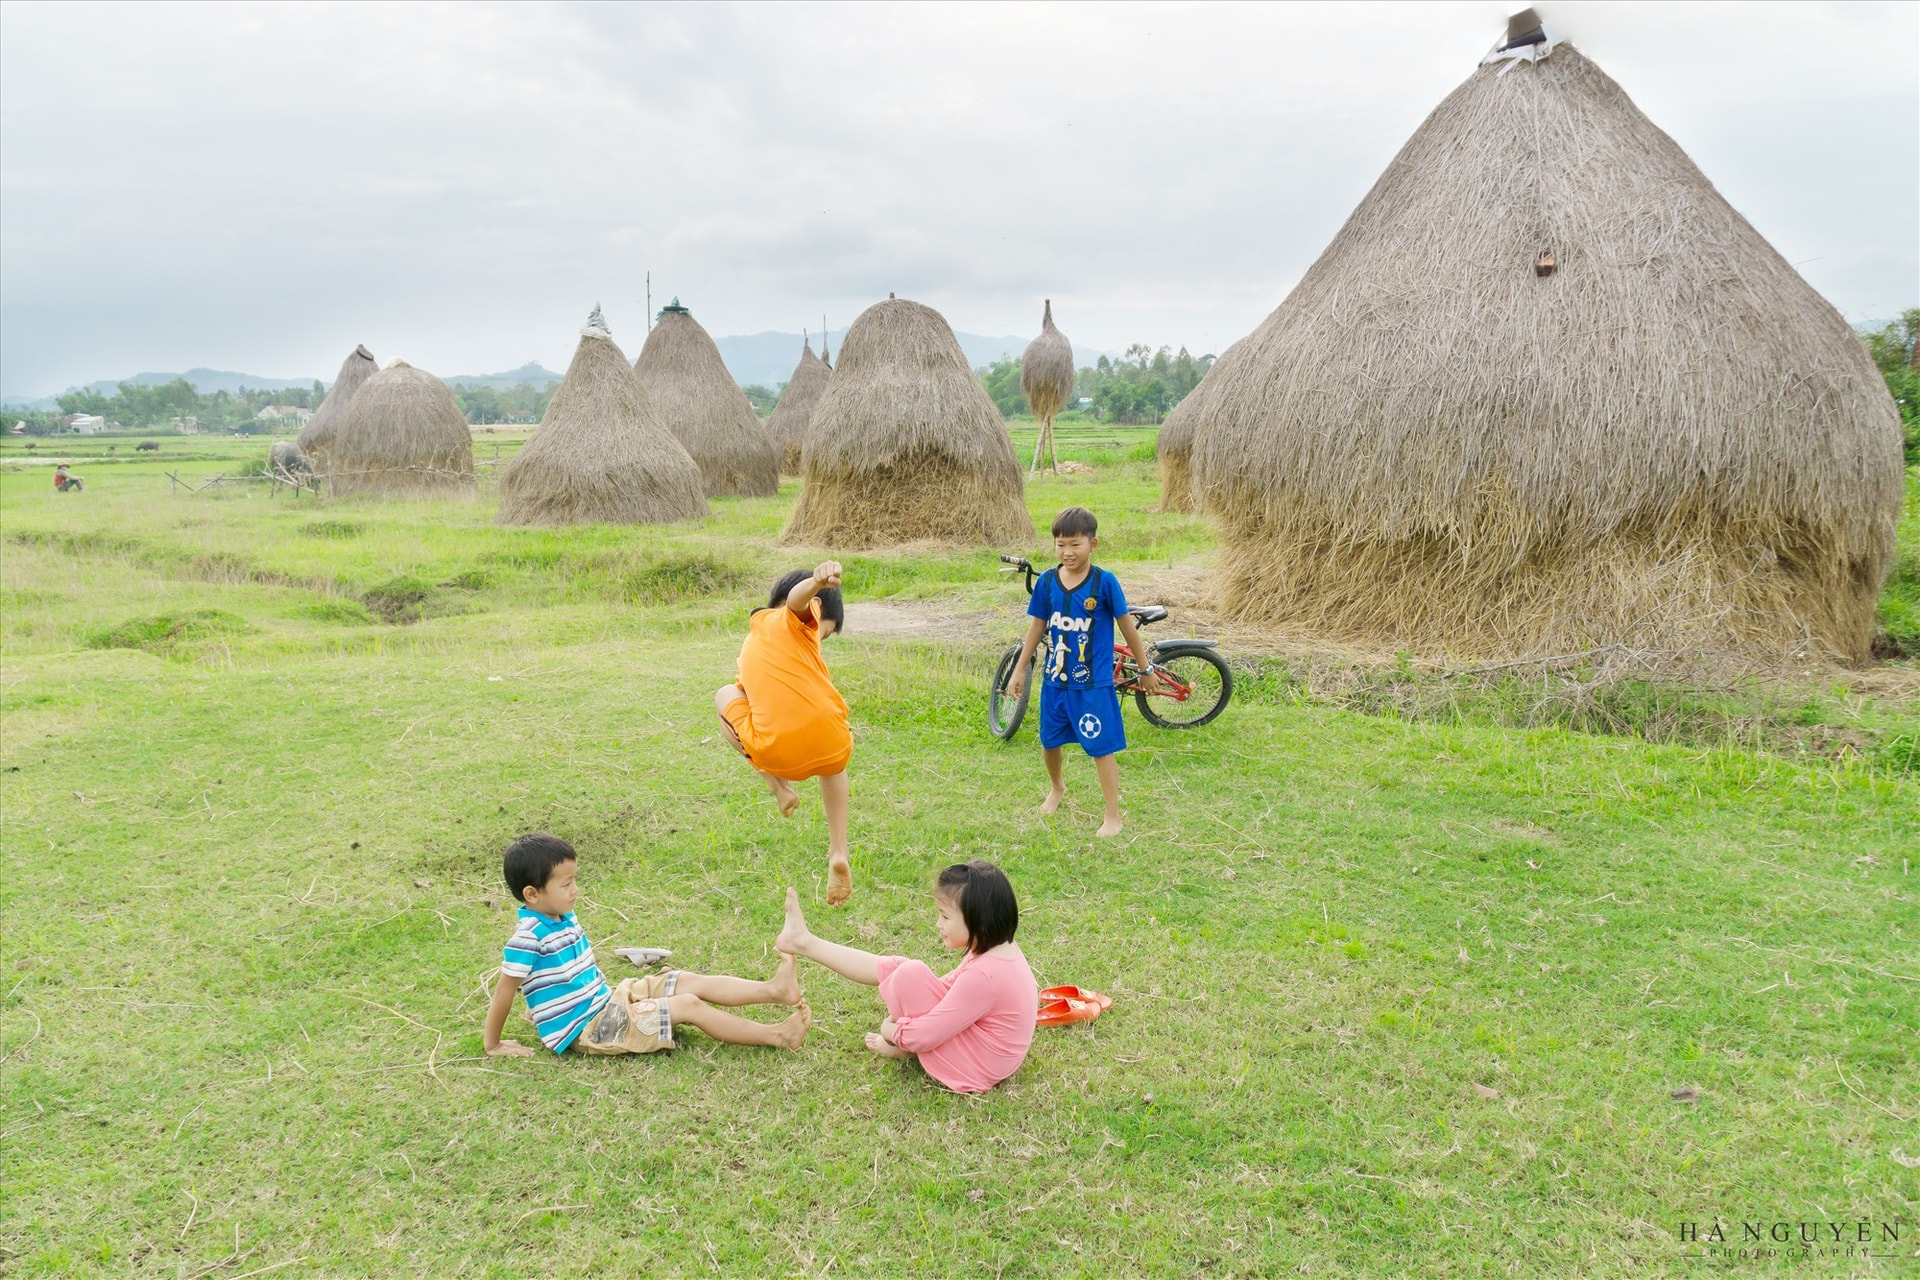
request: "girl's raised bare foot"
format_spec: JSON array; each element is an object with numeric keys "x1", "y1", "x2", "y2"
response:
[
  {"x1": 1097, "y1": 817, "x2": 1123, "y2": 838},
  {"x1": 767, "y1": 952, "x2": 802, "y2": 1005},
  {"x1": 864, "y1": 1031, "x2": 910, "y2": 1060},
  {"x1": 772, "y1": 1001, "x2": 812, "y2": 1050},
  {"x1": 769, "y1": 777, "x2": 802, "y2": 818},
  {"x1": 826, "y1": 854, "x2": 853, "y2": 907},
  {"x1": 775, "y1": 887, "x2": 813, "y2": 955},
  {"x1": 1040, "y1": 786, "x2": 1066, "y2": 815}
]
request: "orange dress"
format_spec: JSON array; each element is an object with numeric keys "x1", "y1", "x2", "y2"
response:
[{"x1": 723, "y1": 603, "x2": 852, "y2": 781}]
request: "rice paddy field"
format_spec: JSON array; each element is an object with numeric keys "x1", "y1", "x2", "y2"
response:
[{"x1": 3, "y1": 431, "x2": 1917, "y2": 1277}]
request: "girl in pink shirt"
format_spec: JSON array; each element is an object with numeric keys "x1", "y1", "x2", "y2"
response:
[{"x1": 776, "y1": 861, "x2": 1037, "y2": 1093}]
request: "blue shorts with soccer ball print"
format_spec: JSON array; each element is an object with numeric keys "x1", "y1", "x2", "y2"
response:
[{"x1": 1038, "y1": 684, "x2": 1127, "y2": 757}]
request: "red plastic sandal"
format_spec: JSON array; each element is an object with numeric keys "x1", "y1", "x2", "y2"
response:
[
  {"x1": 1036, "y1": 997, "x2": 1102, "y2": 1028},
  {"x1": 1039, "y1": 985, "x2": 1112, "y2": 1012}
]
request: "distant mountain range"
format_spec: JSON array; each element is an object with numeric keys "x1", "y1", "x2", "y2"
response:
[{"x1": 0, "y1": 330, "x2": 1118, "y2": 410}]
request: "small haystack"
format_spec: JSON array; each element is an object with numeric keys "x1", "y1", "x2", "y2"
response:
[
  {"x1": 632, "y1": 300, "x2": 778, "y2": 497},
  {"x1": 1189, "y1": 16, "x2": 1904, "y2": 663},
  {"x1": 1155, "y1": 340, "x2": 1238, "y2": 514},
  {"x1": 783, "y1": 296, "x2": 1032, "y2": 548},
  {"x1": 297, "y1": 343, "x2": 376, "y2": 474},
  {"x1": 329, "y1": 360, "x2": 476, "y2": 499},
  {"x1": 765, "y1": 333, "x2": 831, "y2": 476},
  {"x1": 495, "y1": 306, "x2": 707, "y2": 527},
  {"x1": 1019, "y1": 300, "x2": 1075, "y2": 475}
]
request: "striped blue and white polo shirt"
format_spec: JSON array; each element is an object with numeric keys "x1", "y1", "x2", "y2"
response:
[{"x1": 501, "y1": 907, "x2": 611, "y2": 1052}]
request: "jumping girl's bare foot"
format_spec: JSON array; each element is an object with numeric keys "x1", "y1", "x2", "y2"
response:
[
  {"x1": 864, "y1": 1031, "x2": 910, "y2": 1060},
  {"x1": 772, "y1": 1001, "x2": 812, "y2": 1050},
  {"x1": 1097, "y1": 817, "x2": 1123, "y2": 838},
  {"x1": 775, "y1": 887, "x2": 813, "y2": 955},
  {"x1": 1040, "y1": 786, "x2": 1066, "y2": 815},
  {"x1": 765, "y1": 776, "x2": 802, "y2": 818},
  {"x1": 826, "y1": 854, "x2": 853, "y2": 907},
  {"x1": 767, "y1": 952, "x2": 802, "y2": 1005}
]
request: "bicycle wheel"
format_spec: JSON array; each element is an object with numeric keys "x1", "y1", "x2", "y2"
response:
[
  {"x1": 1135, "y1": 644, "x2": 1232, "y2": 729},
  {"x1": 988, "y1": 643, "x2": 1032, "y2": 740}
]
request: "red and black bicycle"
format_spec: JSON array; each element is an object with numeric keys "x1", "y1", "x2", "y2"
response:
[{"x1": 988, "y1": 554, "x2": 1233, "y2": 740}]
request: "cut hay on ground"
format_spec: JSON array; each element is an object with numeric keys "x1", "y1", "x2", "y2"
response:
[
  {"x1": 783, "y1": 296, "x2": 1032, "y2": 549},
  {"x1": 1156, "y1": 340, "x2": 1238, "y2": 514},
  {"x1": 298, "y1": 344, "x2": 376, "y2": 476},
  {"x1": 496, "y1": 309, "x2": 707, "y2": 527},
  {"x1": 765, "y1": 336, "x2": 831, "y2": 477},
  {"x1": 1020, "y1": 300, "x2": 1075, "y2": 475},
  {"x1": 633, "y1": 306, "x2": 778, "y2": 498},
  {"x1": 329, "y1": 361, "x2": 476, "y2": 499},
  {"x1": 1189, "y1": 39, "x2": 1904, "y2": 665}
]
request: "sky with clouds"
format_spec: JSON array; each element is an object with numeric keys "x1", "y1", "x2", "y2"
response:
[{"x1": 1, "y1": 0, "x2": 1914, "y2": 397}]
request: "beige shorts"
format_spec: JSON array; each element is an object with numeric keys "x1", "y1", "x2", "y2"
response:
[{"x1": 572, "y1": 973, "x2": 679, "y2": 1055}]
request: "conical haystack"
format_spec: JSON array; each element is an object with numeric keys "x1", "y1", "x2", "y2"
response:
[
  {"x1": 1156, "y1": 340, "x2": 1238, "y2": 514},
  {"x1": 496, "y1": 308, "x2": 707, "y2": 527},
  {"x1": 633, "y1": 302, "x2": 778, "y2": 497},
  {"x1": 1020, "y1": 300, "x2": 1075, "y2": 475},
  {"x1": 1190, "y1": 31, "x2": 1904, "y2": 664},
  {"x1": 298, "y1": 343, "x2": 376, "y2": 473},
  {"x1": 783, "y1": 296, "x2": 1033, "y2": 548},
  {"x1": 766, "y1": 335, "x2": 831, "y2": 476},
  {"x1": 330, "y1": 361, "x2": 476, "y2": 499}
]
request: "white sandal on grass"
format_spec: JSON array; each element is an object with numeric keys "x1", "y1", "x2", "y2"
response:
[{"x1": 613, "y1": 947, "x2": 673, "y2": 967}]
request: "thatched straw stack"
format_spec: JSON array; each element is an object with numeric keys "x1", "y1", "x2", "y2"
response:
[
  {"x1": 329, "y1": 361, "x2": 476, "y2": 499},
  {"x1": 783, "y1": 296, "x2": 1032, "y2": 548},
  {"x1": 1190, "y1": 33, "x2": 1904, "y2": 664},
  {"x1": 765, "y1": 335, "x2": 831, "y2": 476},
  {"x1": 496, "y1": 307, "x2": 707, "y2": 527},
  {"x1": 297, "y1": 343, "x2": 376, "y2": 474},
  {"x1": 633, "y1": 302, "x2": 778, "y2": 497},
  {"x1": 1156, "y1": 340, "x2": 1238, "y2": 514},
  {"x1": 1019, "y1": 300, "x2": 1075, "y2": 475}
]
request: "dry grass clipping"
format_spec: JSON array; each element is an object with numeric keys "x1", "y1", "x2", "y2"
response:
[
  {"x1": 298, "y1": 344, "x2": 376, "y2": 475},
  {"x1": 633, "y1": 309, "x2": 778, "y2": 498},
  {"x1": 495, "y1": 315, "x2": 707, "y2": 527},
  {"x1": 1190, "y1": 43, "x2": 1905, "y2": 665},
  {"x1": 329, "y1": 361, "x2": 476, "y2": 500},
  {"x1": 783, "y1": 297, "x2": 1032, "y2": 548},
  {"x1": 766, "y1": 337, "x2": 831, "y2": 477}
]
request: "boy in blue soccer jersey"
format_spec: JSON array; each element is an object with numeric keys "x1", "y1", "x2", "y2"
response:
[
  {"x1": 1006, "y1": 507, "x2": 1159, "y2": 838},
  {"x1": 482, "y1": 833, "x2": 811, "y2": 1057}
]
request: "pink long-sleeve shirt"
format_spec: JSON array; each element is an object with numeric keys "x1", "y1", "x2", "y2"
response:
[{"x1": 880, "y1": 944, "x2": 1038, "y2": 1093}]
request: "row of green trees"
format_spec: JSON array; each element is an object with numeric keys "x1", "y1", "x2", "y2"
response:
[
  {"x1": 1862, "y1": 309, "x2": 1919, "y2": 464},
  {"x1": 16, "y1": 378, "x2": 329, "y2": 434},
  {"x1": 452, "y1": 383, "x2": 552, "y2": 425},
  {"x1": 979, "y1": 344, "x2": 1215, "y2": 423}
]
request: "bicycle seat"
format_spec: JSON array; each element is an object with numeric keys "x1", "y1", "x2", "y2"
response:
[{"x1": 1129, "y1": 605, "x2": 1168, "y2": 625}]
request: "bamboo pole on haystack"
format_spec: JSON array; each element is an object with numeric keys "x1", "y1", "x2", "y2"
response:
[{"x1": 1020, "y1": 300, "x2": 1074, "y2": 476}]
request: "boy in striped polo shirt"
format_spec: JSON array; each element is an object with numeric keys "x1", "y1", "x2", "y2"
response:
[{"x1": 483, "y1": 833, "x2": 811, "y2": 1057}]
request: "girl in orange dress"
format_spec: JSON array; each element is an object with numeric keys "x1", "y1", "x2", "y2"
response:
[{"x1": 715, "y1": 562, "x2": 855, "y2": 904}]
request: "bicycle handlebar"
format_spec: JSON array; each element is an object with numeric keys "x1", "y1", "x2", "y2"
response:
[{"x1": 999, "y1": 554, "x2": 1029, "y2": 567}]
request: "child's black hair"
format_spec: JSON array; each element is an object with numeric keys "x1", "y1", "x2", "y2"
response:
[
  {"x1": 1051, "y1": 506, "x2": 1098, "y2": 539},
  {"x1": 504, "y1": 833, "x2": 577, "y2": 905},
  {"x1": 935, "y1": 860, "x2": 1019, "y2": 953},
  {"x1": 763, "y1": 567, "x2": 845, "y2": 634}
]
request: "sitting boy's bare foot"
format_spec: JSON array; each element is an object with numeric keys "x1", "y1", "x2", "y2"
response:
[
  {"x1": 864, "y1": 1031, "x2": 910, "y2": 1060},
  {"x1": 772, "y1": 1001, "x2": 812, "y2": 1050},
  {"x1": 767, "y1": 952, "x2": 802, "y2": 1005},
  {"x1": 1040, "y1": 786, "x2": 1066, "y2": 816},
  {"x1": 775, "y1": 888, "x2": 814, "y2": 955},
  {"x1": 826, "y1": 855, "x2": 852, "y2": 907},
  {"x1": 1097, "y1": 817, "x2": 1123, "y2": 838}
]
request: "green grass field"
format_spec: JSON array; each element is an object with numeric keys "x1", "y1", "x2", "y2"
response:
[{"x1": 3, "y1": 435, "x2": 1916, "y2": 1277}]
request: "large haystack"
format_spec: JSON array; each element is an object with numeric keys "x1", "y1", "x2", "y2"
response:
[
  {"x1": 783, "y1": 296, "x2": 1033, "y2": 548},
  {"x1": 1157, "y1": 340, "x2": 1239, "y2": 514},
  {"x1": 297, "y1": 343, "x2": 376, "y2": 474},
  {"x1": 765, "y1": 335, "x2": 831, "y2": 476},
  {"x1": 632, "y1": 302, "x2": 778, "y2": 497},
  {"x1": 1019, "y1": 300, "x2": 1075, "y2": 475},
  {"x1": 1190, "y1": 25, "x2": 1904, "y2": 664},
  {"x1": 329, "y1": 361, "x2": 476, "y2": 499},
  {"x1": 495, "y1": 308, "x2": 707, "y2": 527}
]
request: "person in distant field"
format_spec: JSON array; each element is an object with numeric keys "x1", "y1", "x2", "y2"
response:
[
  {"x1": 52, "y1": 464, "x2": 82, "y2": 493},
  {"x1": 715, "y1": 562, "x2": 856, "y2": 905},
  {"x1": 776, "y1": 860, "x2": 1037, "y2": 1093},
  {"x1": 1006, "y1": 507, "x2": 1158, "y2": 837},
  {"x1": 483, "y1": 833, "x2": 811, "y2": 1058}
]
